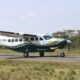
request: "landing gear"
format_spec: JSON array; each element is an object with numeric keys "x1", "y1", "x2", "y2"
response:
[
  {"x1": 39, "y1": 52, "x2": 44, "y2": 57},
  {"x1": 23, "y1": 49, "x2": 29, "y2": 57},
  {"x1": 23, "y1": 52, "x2": 29, "y2": 57},
  {"x1": 60, "y1": 49, "x2": 65, "y2": 57},
  {"x1": 60, "y1": 52, "x2": 65, "y2": 57}
]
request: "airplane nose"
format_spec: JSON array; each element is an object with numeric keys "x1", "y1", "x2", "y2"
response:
[
  {"x1": 57, "y1": 39, "x2": 68, "y2": 48},
  {"x1": 60, "y1": 39, "x2": 67, "y2": 45},
  {"x1": 59, "y1": 39, "x2": 71, "y2": 47},
  {"x1": 49, "y1": 38, "x2": 67, "y2": 45}
]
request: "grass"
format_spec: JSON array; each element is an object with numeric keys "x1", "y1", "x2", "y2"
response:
[
  {"x1": 0, "y1": 48, "x2": 80, "y2": 80},
  {"x1": 54, "y1": 49, "x2": 80, "y2": 56},
  {"x1": 0, "y1": 48, "x2": 22, "y2": 55},
  {"x1": 0, "y1": 60, "x2": 79, "y2": 80}
]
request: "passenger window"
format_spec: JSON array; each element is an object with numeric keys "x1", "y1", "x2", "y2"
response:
[
  {"x1": 25, "y1": 38, "x2": 28, "y2": 41},
  {"x1": 8, "y1": 39, "x2": 11, "y2": 42},
  {"x1": 40, "y1": 37, "x2": 43, "y2": 40},
  {"x1": 3, "y1": 39, "x2": 6, "y2": 41},
  {"x1": 12, "y1": 39, "x2": 14, "y2": 42},
  {"x1": 19, "y1": 39, "x2": 22, "y2": 42},
  {"x1": 35, "y1": 38, "x2": 38, "y2": 41},
  {"x1": 15, "y1": 39, "x2": 18, "y2": 42},
  {"x1": 31, "y1": 38, "x2": 34, "y2": 41}
]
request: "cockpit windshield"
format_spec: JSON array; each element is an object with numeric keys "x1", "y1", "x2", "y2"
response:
[{"x1": 43, "y1": 35, "x2": 53, "y2": 40}]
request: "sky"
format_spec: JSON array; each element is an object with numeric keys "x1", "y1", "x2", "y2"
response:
[{"x1": 0, "y1": 0, "x2": 80, "y2": 34}]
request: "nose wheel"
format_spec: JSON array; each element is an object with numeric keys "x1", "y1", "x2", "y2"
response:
[{"x1": 39, "y1": 52, "x2": 44, "y2": 57}]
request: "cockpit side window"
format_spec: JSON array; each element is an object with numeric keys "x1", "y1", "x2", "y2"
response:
[{"x1": 43, "y1": 35, "x2": 52, "y2": 40}]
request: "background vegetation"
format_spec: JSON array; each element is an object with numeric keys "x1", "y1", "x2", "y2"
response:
[
  {"x1": 53, "y1": 30, "x2": 80, "y2": 50},
  {"x1": 70, "y1": 35, "x2": 80, "y2": 49}
]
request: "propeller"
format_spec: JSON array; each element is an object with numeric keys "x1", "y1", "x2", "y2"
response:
[{"x1": 66, "y1": 40, "x2": 72, "y2": 50}]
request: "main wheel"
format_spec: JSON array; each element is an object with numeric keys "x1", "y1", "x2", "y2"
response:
[
  {"x1": 23, "y1": 52, "x2": 29, "y2": 57},
  {"x1": 39, "y1": 52, "x2": 44, "y2": 57},
  {"x1": 60, "y1": 52, "x2": 65, "y2": 57}
]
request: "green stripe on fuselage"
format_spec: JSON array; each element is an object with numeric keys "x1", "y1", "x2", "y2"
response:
[{"x1": 6, "y1": 40, "x2": 67, "y2": 53}]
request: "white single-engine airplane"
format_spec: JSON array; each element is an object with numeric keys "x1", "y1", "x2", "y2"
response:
[{"x1": 0, "y1": 31, "x2": 71, "y2": 57}]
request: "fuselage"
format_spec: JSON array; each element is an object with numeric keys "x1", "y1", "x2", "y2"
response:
[
  {"x1": 0, "y1": 33, "x2": 69, "y2": 53},
  {"x1": 0, "y1": 34, "x2": 67, "y2": 47},
  {"x1": 0, "y1": 36, "x2": 24, "y2": 47}
]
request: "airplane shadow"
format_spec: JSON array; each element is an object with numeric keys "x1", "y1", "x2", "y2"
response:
[
  {"x1": 5, "y1": 55, "x2": 61, "y2": 59},
  {"x1": 0, "y1": 54, "x2": 77, "y2": 59}
]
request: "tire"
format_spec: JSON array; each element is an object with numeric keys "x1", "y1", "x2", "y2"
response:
[
  {"x1": 60, "y1": 52, "x2": 65, "y2": 57},
  {"x1": 39, "y1": 52, "x2": 44, "y2": 57},
  {"x1": 23, "y1": 52, "x2": 29, "y2": 57},
  {"x1": 23, "y1": 49, "x2": 29, "y2": 57}
]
